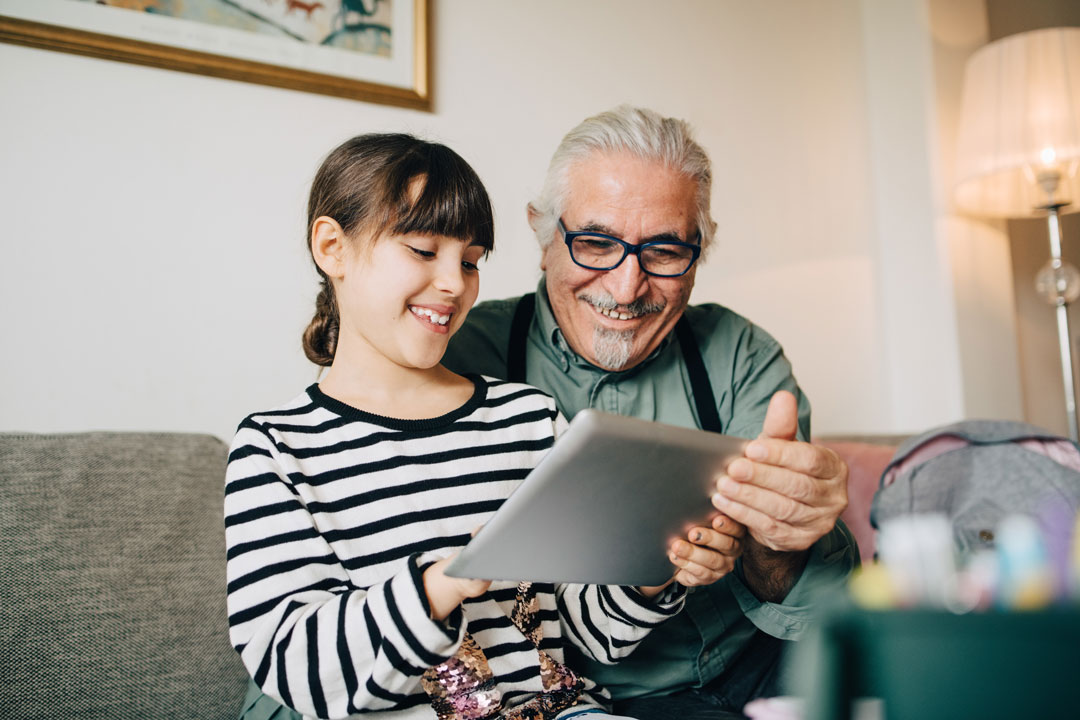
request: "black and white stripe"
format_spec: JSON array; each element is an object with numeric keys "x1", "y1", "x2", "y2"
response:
[{"x1": 225, "y1": 376, "x2": 684, "y2": 719}]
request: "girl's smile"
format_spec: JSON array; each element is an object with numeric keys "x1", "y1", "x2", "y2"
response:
[{"x1": 408, "y1": 303, "x2": 455, "y2": 332}]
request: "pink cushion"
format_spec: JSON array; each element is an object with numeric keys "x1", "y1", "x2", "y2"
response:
[{"x1": 816, "y1": 441, "x2": 898, "y2": 562}]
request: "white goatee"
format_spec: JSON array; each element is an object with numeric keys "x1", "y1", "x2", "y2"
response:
[
  {"x1": 578, "y1": 292, "x2": 667, "y2": 370},
  {"x1": 592, "y1": 327, "x2": 636, "y2": 370}
]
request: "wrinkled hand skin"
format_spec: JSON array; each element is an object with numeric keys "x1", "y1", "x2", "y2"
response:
[
  {"x1": 710, "y1": 391, "x2": 849, "y2": 601},
  {"x1": 713, "y1": 391, "x2": 848, "y2": 552}
]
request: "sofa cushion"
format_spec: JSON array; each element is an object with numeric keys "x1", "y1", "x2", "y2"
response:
[{"x1": 0, "y1": 432, "x2": 248, "y2": 719}]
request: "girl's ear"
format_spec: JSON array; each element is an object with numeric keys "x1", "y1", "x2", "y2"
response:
[{"x1": 311, "y1": 216, "x2": 348, "y2": 279}]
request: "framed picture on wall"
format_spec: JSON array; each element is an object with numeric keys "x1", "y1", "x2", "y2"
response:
[{"x1": 0, "y1": 0, "x2": 429, "y2": 110}]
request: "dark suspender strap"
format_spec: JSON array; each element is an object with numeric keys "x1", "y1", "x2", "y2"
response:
[
  {"x1": 675, "y1": 315, "x2": 723, "y2": 433},
  {"x1": 507, "y1": 292, "x2": 536, "y2": 383}
]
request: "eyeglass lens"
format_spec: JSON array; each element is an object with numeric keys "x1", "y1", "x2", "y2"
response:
[{"x1": 570, "y1": 236, "x2": 696, "y2": 276}]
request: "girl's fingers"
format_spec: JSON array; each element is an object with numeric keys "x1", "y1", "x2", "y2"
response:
[
  {"x1": 707, "y1": 514, "x2": 747, "y2": 539},
  {"x1": 680, "y1": 528, "x2": 740, "y2": 558},
  {"x1": 669, "y1": 540, "x2": 739, "y2": 577},
  {"x1": 672, "y1": 556, "x2": 736, "y2": 586}
]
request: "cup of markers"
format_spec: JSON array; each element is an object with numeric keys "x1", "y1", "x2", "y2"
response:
[{"x1": 848, "y1": 508, "x2": 1080, "y2": 612}]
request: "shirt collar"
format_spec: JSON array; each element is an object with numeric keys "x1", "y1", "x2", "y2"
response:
[{"x1": 534, "y1": 275, "x2": 676, "y2": 375}]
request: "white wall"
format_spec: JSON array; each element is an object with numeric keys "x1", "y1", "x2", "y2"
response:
[
  {"x1": 0, "y1": 0, "x2": 1012, "y2": 441},
  {"x1": 930, "y1": 0, "x2": 1024, "y2": 425},
  {"x1": 859, "y1": 0, "x2": 966, "y2": 432}
]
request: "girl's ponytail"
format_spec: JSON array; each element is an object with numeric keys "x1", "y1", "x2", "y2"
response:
[{"x1": 302, "y1": 278, "x2": 339, "y2": 367}]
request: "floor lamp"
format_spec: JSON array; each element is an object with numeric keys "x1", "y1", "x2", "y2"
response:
[{"x1": 954, "y1": 27, "x2": 1080, "y2": 441}]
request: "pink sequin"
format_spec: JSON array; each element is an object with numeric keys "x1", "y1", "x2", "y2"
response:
[{"x1": 421, "y1": 581, "x2": 584, "y2": 719}]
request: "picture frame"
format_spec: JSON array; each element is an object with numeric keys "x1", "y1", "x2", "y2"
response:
[{"x1": 0, "y1": 0, "x2": 430, "y2": 110}]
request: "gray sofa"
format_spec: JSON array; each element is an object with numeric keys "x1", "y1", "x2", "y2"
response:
[
  {"x1": 0, "y1": 429, "x2": 905, "y2": 719},
  {"x1": 1, "y1": 432, "x2": 248, "y2": 719}
]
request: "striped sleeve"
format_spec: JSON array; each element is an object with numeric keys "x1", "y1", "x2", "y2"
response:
[
  {"x1": 225, "y1": 421, "x2": 464, "y2": 719},
  {"x1": 552, "y1": 409, "x2": 569, "y2": 439},
  {"x1": 554, "y1": 583, "x2": 686, "y2": 665}
]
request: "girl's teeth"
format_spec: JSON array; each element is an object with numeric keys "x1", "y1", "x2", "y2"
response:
[{"x1": 411, "y1": 307, "x2": 450, "y2": 325}]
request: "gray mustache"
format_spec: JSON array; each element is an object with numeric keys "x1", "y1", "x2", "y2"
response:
[{"x1": 580, "y1": 293, "x2": 665, "y2": 316}]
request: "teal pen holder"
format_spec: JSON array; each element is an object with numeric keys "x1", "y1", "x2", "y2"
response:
[{"x1": 794, "y1": 607, "x2": 1080, "y2": 720}]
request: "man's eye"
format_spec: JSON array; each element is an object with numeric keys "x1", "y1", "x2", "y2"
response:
[
  {"x1": 409, "y1": 246, "x2": 435, "y2": 258},
  {"x1": 578, "y1": 238, "x2": 618, "y2": 251}
]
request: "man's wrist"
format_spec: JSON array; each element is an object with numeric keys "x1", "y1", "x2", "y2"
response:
[{"x1": 740, "y1": 540, "x2": 809, "y2": 603}]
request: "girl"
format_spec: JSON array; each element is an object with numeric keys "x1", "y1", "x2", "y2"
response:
[{"x1": 225, "y1": 134, "x2": 713, "y2": 720}]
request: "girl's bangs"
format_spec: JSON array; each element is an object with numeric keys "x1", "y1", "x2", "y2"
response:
[{"x1": 389, "y1": 151, "x2": 494, "y2": 252}]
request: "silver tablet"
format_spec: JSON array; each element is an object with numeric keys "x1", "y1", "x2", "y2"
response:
[{"x1": 444, "y1": 409, "x2": 748, "y2": 586}]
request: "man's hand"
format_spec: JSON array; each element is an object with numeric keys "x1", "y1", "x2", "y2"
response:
[
  {"x1": 639, "y1": 514, "x2": 745, "y2": 597},
  {"x1": 712, "y1": 390, "x2": 848, "y2": 553}
]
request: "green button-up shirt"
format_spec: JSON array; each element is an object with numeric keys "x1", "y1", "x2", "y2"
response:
[{"x1": 442, "y1": 278, "x2": 857, "y2": 700}]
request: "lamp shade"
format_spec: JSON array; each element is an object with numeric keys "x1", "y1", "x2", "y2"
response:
[{"x1": 954, "y1": 27, "x2": 1080, "y2": 218}]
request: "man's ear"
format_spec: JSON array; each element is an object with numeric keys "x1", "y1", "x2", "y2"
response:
[
  {"x1": 526, "y1": 202, "x2": 541, "y2": 233},
  {"x1": 527, "y1": 203, "x2": 551, "y2": 271},
  {"x1": 311, "y1": 216, "x2": 348, "y2": 279}
]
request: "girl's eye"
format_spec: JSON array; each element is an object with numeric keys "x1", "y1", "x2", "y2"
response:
[
  {"x1": 408, "y1": 246, "x2": 435, "y2": 258},
  {"x1": 462, "y1": 260, "x2": 479, "y2": 273}
]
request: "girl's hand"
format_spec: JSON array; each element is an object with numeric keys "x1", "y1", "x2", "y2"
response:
[
  {"x1": 423, "y1": 555, "x2": 492, "y2": 620},
  {"x1": 640, "y1": 514, "x2": 746, "y2": 596}
]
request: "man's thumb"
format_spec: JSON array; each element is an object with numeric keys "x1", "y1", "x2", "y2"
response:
[{"x1": 760, "y1": 390, "x2": 798, "y2": 441}]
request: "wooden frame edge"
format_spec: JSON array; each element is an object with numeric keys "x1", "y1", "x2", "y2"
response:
[{"x1": 0, "y1": 5, "x2": 431, "y2": 111}]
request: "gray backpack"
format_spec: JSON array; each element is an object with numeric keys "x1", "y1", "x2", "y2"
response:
[{"x1": 870, "y1": 420, "x2": 1080, "y2": 554}]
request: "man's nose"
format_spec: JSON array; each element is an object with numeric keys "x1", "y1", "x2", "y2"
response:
[{"x1": 602, "y1": 253, "x2": 649, "y2": 305}]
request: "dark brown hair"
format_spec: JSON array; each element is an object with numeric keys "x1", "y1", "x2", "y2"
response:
[{"x1": 302, "y1": 133, "x2": 495, "y2": 366}]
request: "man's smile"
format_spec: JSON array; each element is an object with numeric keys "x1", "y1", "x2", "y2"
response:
[
  {"x1": 579, "y1": 293, "x2": 665, "y2": 325},
  {"x1": 595, "y1": 305, "x2": 642, "y2": 321}
]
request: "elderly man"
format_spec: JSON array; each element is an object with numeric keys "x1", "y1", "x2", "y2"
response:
[{"x1": 441, "y1": 106, "x2": 855, "y2": 719}]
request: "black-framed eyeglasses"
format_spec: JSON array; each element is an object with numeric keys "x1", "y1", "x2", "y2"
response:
[{"x1": 558, "y1": 218, "x2": 701, "y2": 278}]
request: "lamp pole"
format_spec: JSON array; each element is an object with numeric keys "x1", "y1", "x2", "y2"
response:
[
  {"x1": 1037, "y1": 168, "x2": 1079, "y2": 442},
  {"x1": 1047, "y1": 205, "x2": 1078, "y2": 442}
]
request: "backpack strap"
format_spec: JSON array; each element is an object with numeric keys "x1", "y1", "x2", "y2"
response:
[
  {"x1": 674, "y1": 316, "x2": 723, "y2": 434},
  {"x1": 507, "y1": 292, "x2": 536, "y2": 383},
  {"x1": 506, "y1": 294, "x2": 722, "y2": 433}
]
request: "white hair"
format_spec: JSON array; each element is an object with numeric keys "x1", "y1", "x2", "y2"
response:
[{"x1": 530, "y1": 106, "x2": 717, "y2": 255}]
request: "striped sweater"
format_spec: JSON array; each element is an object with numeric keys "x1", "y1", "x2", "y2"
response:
[{"x1": 225, "y1": 375, "x2": 684, "y2": 720}]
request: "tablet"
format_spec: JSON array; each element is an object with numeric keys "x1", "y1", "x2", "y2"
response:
[{"x1": 444, "y1": 408, "x2": 748, "y2": 586}]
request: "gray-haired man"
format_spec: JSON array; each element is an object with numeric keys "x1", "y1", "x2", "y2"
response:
[{"x1": 443, "y1": 106, "x2": 856, "y2": 718}]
